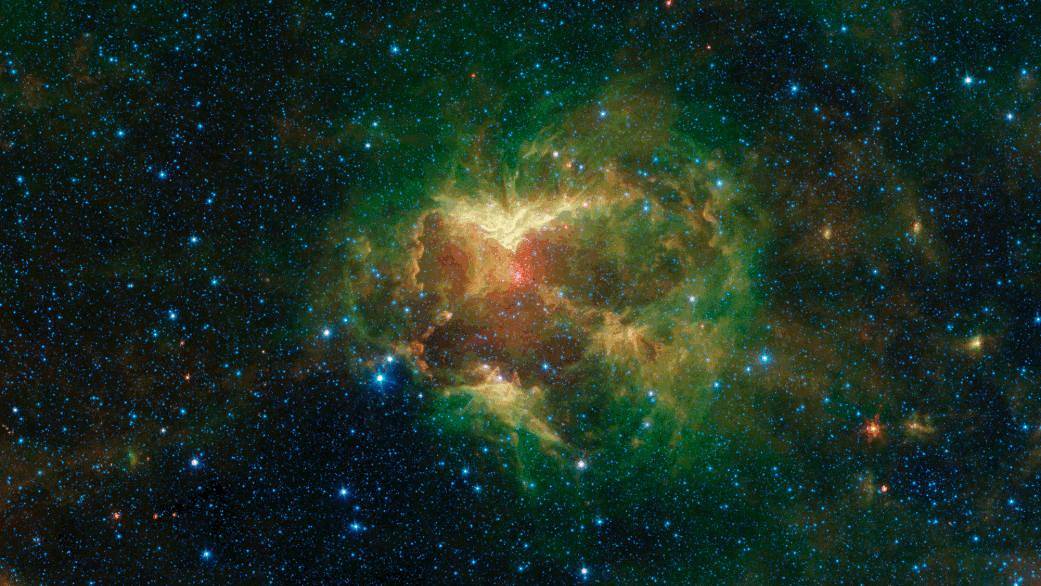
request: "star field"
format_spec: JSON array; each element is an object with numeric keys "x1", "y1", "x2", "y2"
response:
[{"x1": 3, "y1": 1, "x2": 1041, "y2": 583}]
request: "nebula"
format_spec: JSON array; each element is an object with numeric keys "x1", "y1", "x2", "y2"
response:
[
  {"x1": 7, "y1": 2, "x2": 1041, "y2": 582},
  {"x1": 329, "y1": 92, "x2": 766, "y2": 464}
]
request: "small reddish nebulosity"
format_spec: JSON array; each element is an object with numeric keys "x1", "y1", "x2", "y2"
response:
[
  {"x1": 511, "y1": 267, "x2": 529, "y2": 286},
  {"x1": 863, "y1": 415, "x2": 883, "y2": 441}
]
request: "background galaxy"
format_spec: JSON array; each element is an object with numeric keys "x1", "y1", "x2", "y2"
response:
[{"x1": 3, "y1": 1, "x2": 1041, "y2": 583}]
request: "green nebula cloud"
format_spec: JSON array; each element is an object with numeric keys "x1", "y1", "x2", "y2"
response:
[{"x1": 318, "y1": 82, "x2": 771, "y2": 476}]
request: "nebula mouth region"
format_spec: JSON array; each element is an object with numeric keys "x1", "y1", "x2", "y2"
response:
[{"x1": 334, "y1": 107, "x2": 763, "y2": 459}]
